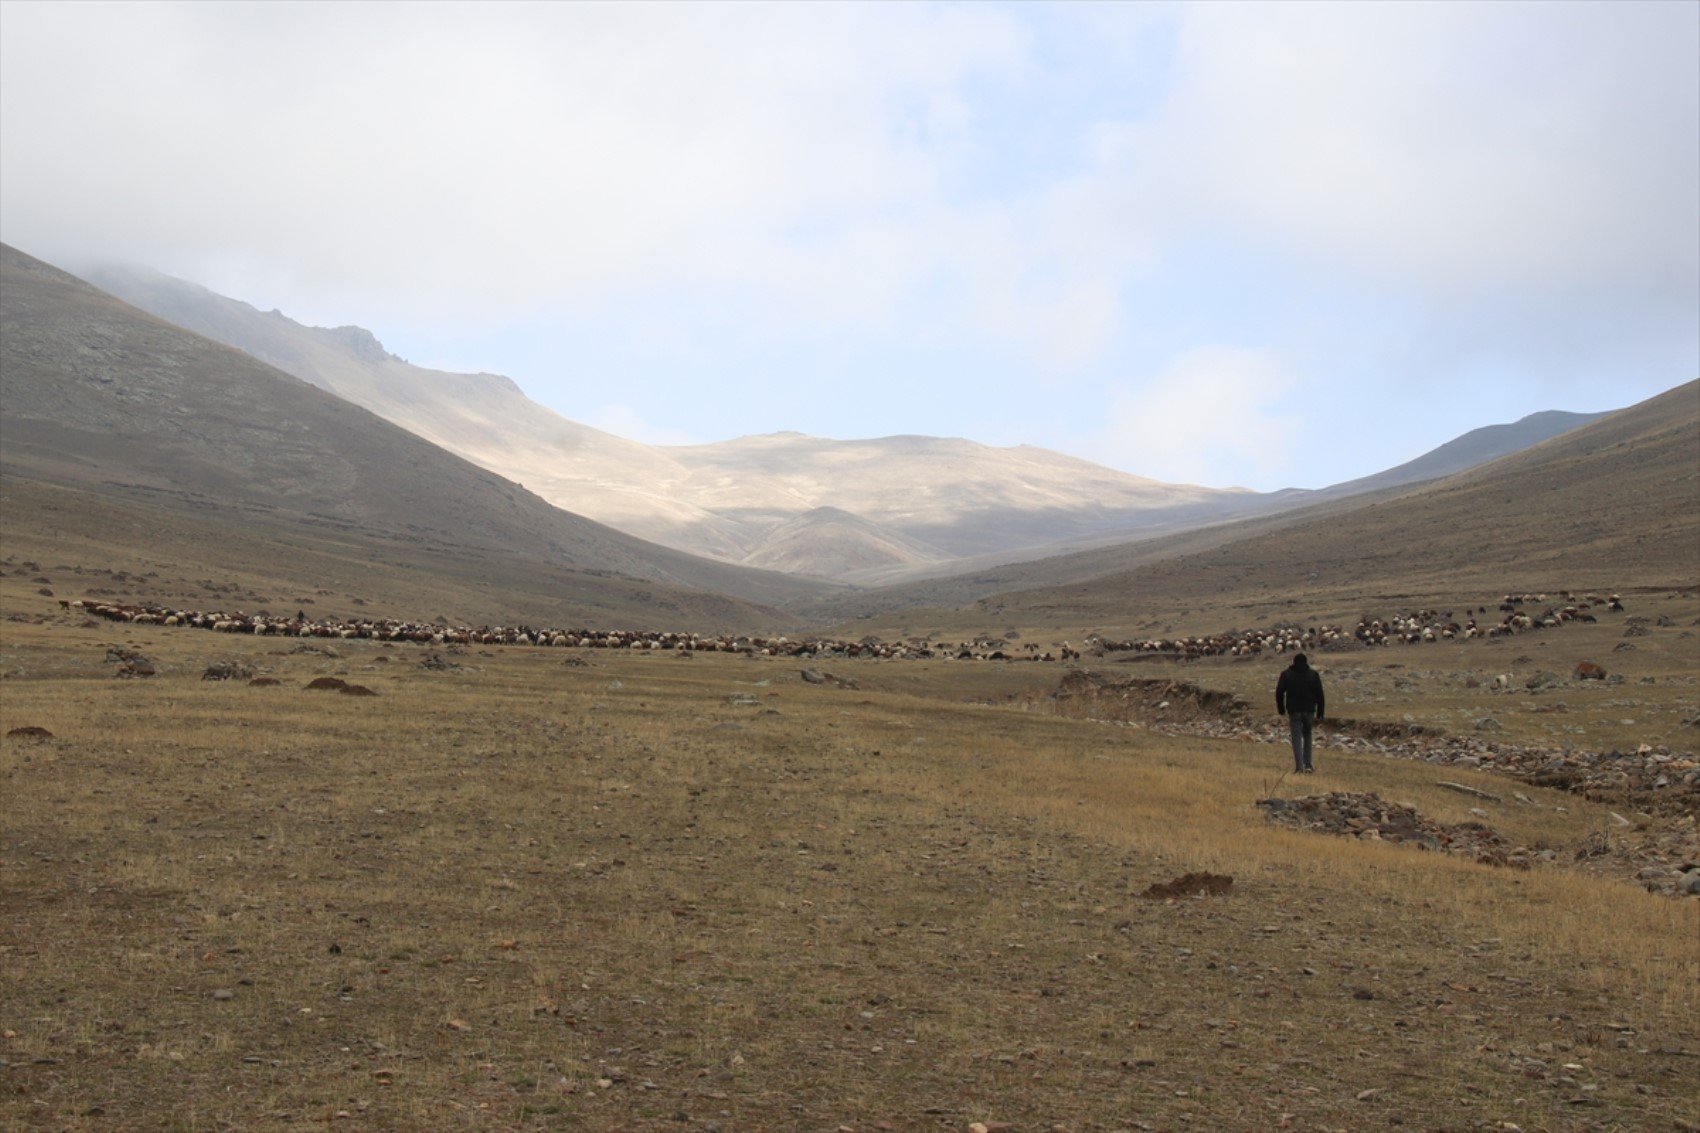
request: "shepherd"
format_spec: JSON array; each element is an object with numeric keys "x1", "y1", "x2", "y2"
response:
[{"x1": 1276, "y1": 653, "x2": 1325, "y2": 774}]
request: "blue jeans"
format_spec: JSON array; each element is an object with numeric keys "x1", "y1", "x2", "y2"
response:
[{"x1": 1288, "y1": 711, "x2": 1316, "y2": 771}]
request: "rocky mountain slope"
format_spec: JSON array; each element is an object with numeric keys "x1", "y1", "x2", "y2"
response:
[{"x1": 1, "y1": 244, "x2": 831, "y2": 629}]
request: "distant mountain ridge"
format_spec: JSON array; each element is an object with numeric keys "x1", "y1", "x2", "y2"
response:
[
  {"x1": 1, "y1": 243, "x2": 829, "y2": 629},
  {"x1": 80, "y1": 260, "x2": 1613, "y2": 583}
]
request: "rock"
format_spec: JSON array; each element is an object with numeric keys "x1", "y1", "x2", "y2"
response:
[
  {"x1": 210, "y1": 989, "x2": 235, "y2": 1001},
  {"x1": 202, "y1": 661, "x2": 254, "y2": 681},
  {"x1": 1438, "y1": 781, "x2": 1502, "y2": 801},
  {"x1": 800, "y1": 669, "x2": 826, "y2": 684},
  {"x1": 1525, "y1": 671, "x2": 1562, "y2": 690},
  {"x1": 1474, "y1": 717, "x2": 1503, "y2": 733}
]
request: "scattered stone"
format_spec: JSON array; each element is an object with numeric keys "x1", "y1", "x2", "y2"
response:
[
  {"x1": 1260, "y1": 792, "x2": 1515, "y2": 866},
  {"x1": 1437, "y1": 781, "x2": 1502, "y2": 802},
  {"x1": 800, "y1": 668, "x2": 860, "y2": 690},
  {"x1": 1033, "y1": 670, "x2": 1700, "y2": 819},
  {"x1": 1140, "y1": 872, "x2": 1233, "y2": 899}
]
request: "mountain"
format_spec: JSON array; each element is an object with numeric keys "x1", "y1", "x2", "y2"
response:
[
  {"x1": 1, "y1": 244, "x2": 832, "y2": 630},
  {"x1": 73, "y1": 264, "x2": 1270, "y2": 577},
  {"x1": 74, "y1": 261, "x2": 759, "y2": 556},
  {"x1": 1310, "y1": 409, "x2": 1610, "y2": 499},
  {"x1": 820, "y1": 380, "x2": 1698, "y2": 630},
  {"x1": 736, "y1": 506, "x2": 951, "y2": 576},
  {"x1": 80, "y1": 260, "x2": 1617, "y2": 585}
]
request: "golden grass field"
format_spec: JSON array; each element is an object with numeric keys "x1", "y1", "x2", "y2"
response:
[{"x1": 3, "y1": 570, "x2": 1697, "y2": 1133}]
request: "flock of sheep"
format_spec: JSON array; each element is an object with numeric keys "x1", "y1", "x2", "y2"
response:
[
  {"x1": 1090, "y1": 593, "x2": 1622, "y2": 659},
  {"x1": 63, "y1": 590, "x2": 1615, "y2": 663}
]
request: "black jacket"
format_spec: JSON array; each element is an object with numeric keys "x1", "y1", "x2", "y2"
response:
[{"x1": 1276, "y1": 660, "x2": 1325, "y2": 717}]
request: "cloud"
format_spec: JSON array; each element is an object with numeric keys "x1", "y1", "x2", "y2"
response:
[
  {"x1": 0, "y1": 2, "x2": 1025, "y2": 314},
  {"x1": 1, "y1": 1, "x2": 1693, "y2": 488},
  {"x1": 1096, "y1": 347, "x2": 1300, "y2": 489},
  {"x1": 1118, "y1": 2, "x2": 1699, "y2": 304}
]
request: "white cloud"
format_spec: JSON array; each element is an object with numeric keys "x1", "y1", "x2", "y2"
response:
[
  {"x1": 1, "y1": 0, "x2": 1693, "y2": 489},
  {"x1": 1119, "y1": 1, "x2": 1699, "y2": 301},
  {"x1": 1096, "y1": 347, "x2": 1300, "y2": 489},
  {"x1": 0, "y1": 1, "x2": 1026, "y2": 316}
]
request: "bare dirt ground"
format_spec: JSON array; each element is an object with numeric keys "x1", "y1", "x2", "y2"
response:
[{"x1": 2, "y1": 582, "x2": 1697, "y2": 1132}]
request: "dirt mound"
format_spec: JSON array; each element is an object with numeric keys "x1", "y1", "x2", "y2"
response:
[
  {"x1": 1051, "y1": 670, "x2": 1252, "y2": 725},
  {"x1": 1140, "y1": 871, "x2": 1233, "y2": 899},
  {"x1": 304, "y1": 676, "x2": 348, "y2": 691}
]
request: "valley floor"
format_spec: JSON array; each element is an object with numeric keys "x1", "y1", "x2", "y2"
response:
[{"x1": 2, "y1": 608, "x2": 1697, "y2": 1132}]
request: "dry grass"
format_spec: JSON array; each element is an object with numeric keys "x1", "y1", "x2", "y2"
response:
[{"x1": 2, "y1": 579, "x2": 1697, "y2": 1133}]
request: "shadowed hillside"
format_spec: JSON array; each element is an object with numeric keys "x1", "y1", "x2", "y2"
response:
[
  {"x1": 807, "y1": 381, "x2": 1699, "y2": 630},
  {"x1": 0, "y1": 244, "x2": 832, "y2": 630}
]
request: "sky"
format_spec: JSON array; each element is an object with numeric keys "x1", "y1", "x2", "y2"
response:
[{"x1": 2, "y1": 1, "x2": 1696, "y2": 492}]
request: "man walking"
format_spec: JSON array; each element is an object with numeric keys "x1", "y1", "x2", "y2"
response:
[{"x1": 1276, "y1": 653, "x2": 1325, "y2": 773}]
